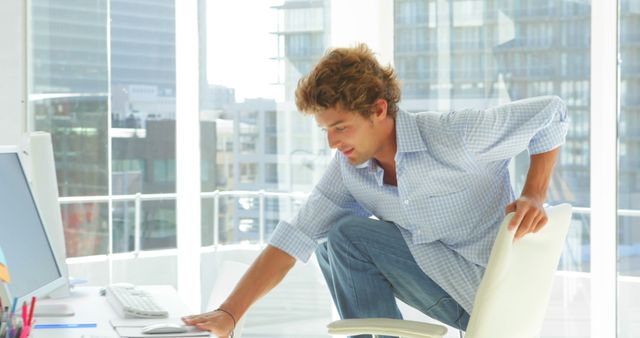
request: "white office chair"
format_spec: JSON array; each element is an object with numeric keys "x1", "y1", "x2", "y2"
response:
[{"x1": 327, "y1": 203, "x2": 573, "y2": 338}]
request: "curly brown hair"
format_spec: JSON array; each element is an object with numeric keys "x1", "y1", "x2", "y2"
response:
[{"x1": 295, "y1": 43, "x2": 401, "y2": 119}]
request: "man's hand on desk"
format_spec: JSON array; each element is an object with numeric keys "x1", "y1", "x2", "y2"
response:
[{"x1": 182, "y1": 310, "x2": 234, "y2": 338}]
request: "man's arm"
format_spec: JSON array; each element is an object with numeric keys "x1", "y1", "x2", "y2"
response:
[
  {"x1": 453, "y1": 96, "x2": 567, "y2": 164},
  {"x1": 182, "y1": 156, "x2": 367, "y2": 337},
  {"x1": 182, "y1": 245, "x2": 296, "y2": 337},
  {"x1": 505, "y1": 147, "x2": 560, "y2": 240},
  {"x1": 449, "y1": 96, "x2": 567, "y2": 240}
]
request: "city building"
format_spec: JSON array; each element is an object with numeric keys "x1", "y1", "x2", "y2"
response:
[{"x1": 394, "y1": 0, "x2": 640, "y2": 275}]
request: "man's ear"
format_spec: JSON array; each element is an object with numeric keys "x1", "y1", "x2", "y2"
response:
[{"x1": 373, "y1": 99, "x2": 388, "y2": 121}]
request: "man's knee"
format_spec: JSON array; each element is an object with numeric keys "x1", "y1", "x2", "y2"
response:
[{"x1": 327, "y1": 216, "x2": 367, "y2": 249}]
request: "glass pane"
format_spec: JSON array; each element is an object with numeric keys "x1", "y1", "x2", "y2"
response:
[
  {"x1": 561, "y1": 213, "x2": 590, "y2": 273},
  {"x1": 110, "y1": 0, "x2": 176, "y2": 190},
  {"x1": 198, "y1": 0, "x2": 332, "y2": 248},
  {"x1": 216, "y1": 196, "x2": 237, "y2": 245},
  {"x1": 29, "y1": 0, "x2": 110, "y2": 258},
  {"x1": 618, "y1": 0, "x2": 640, "y2": 336},
  {"x1": 29, "y1": 1, "x2": 178, "y2": 256},
  {"x1": 140, "y1": 200, "x2": 176, "y2": 250},
  {"x1": 112, "y1": 200, "x2": 135, "y2": 253},
  {"x1": 394, "y1": 0, "x2": 591, "y2": 336},
  {"x1": 30, "y1": 0, "x2": 109, "y2": 197},
  {"x1": 112, "y1": 199, "x2": 177, "y2": 252},
  {"x1": 619, "y1": 217, "x2": 640, "y2": 276},
  {"x1": 201, "y1": 196, "x2": 215, "y2": 247},
  {"x1": 264, "y1": 196, "x2": 282, "y2": 238},
  {"x1": 110, "y1": 0, "x2": 177, "y2": 254},
  {"x1": 236, "y1": 196, "x2": 260, "y2": 244},
  {"x1": 61, "y1": 202, "x2": 109, "y2": 257},
  {"x1": 32, "y1": 97, "x2": 109, "y2": 197}
]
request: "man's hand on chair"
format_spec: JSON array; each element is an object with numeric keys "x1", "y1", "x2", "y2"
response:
[
  {"x1": 505, "y1": 195, "x2": 548, "y2": 241},
  {"x1": 182, "y1": 310, "x2": 234, "y2": 338}
]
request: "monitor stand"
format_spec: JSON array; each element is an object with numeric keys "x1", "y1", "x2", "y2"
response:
[{"x1": 34, "y1": 303, "x2": 75, "y2": 317}]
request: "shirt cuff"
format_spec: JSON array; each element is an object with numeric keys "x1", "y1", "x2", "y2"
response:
[
  {"x1": 268, "y1": 221, "x2": 319, "y2": 263},
  {"x1": 528, "y1": 120, "x2": 568, "y2": 155}
]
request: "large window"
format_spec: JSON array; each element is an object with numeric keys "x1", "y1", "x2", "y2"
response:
[
  {"x1": 198, "y1": 0, "x2": 331, "y2": 249},
  {"x1": 394, "y1": 0, "x2": 593, "y2": 335},
  {"x1": 23, "y1": 0, "x2": 637, "y2": 336},
  {"x1": 30, "y1": 0, "x2": 110, "y2": 257},
  {"x1": 29, "y1": 0, "x2": 177, "y2": 256},
  {"x1": 618, "y1": 0, "x2": 640, "y2": 335},
  {"x1": 619, "y1": 0, "x2": 640, "y2": 276}
]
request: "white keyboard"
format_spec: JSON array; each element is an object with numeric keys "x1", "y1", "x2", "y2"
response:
[{"x1": 105, "y1": 285, "x2": 169, "y2": 318}]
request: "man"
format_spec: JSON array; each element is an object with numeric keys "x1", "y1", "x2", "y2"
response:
[{"x1": 183, "y1": 43, "x2": 568, "y2": 338}]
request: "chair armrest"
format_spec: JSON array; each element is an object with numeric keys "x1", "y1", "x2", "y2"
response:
[{"x1": 327, "y1": 318, "x2": 447, "y2": 338}]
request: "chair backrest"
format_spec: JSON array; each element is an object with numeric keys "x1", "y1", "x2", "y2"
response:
[{"x1": 465, "y1": 203, "x2": 573, "y2": 338}]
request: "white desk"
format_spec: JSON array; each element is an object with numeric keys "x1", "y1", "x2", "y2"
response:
[{"x1": 32, "y1": 286, "x2": 197, "y2": 338}]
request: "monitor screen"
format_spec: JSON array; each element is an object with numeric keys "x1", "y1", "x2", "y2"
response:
[{"x1": 0, "y1": 150, "x2": 63, "y2": 303}]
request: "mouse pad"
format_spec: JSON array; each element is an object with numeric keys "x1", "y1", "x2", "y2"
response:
[
  {"x1": 114, "y1": 326, "x2": 209, "y2": 338},
  {"x1": 110, "y1": 319, "x2": 209, "y2": 338}
]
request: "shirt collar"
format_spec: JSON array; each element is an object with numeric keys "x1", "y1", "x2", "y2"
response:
[
  {"x1": 355, "y1": 159, "x2": 384, "y2": 185},
  {"x1": 395, "y1": 109, "x2": 428, "y2": 153},
  {"x1": 353, "y1": 155, "x2": 380, "y2": 177},
  {"x1": 353, "y1": 109, "x2": 426, "y2": 173}
]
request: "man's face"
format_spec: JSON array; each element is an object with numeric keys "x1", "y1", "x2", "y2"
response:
[{"x1": 315, "y1": 105, "x2": 385, "y2": 165}]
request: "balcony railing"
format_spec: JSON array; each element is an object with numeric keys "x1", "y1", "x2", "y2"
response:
[
  {"x1": 59, "y1": 191, "x2": 640, "y2": 262},
  {"x1": 59, "y1": 190, "x2": 310, "y2": 258}
]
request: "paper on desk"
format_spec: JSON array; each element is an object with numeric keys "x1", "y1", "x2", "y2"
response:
[
  {"x1": 115, "y1": 326, "x2": 210, "y2": 338},
  {"x1": 110, "y1": 319, "x2": 210, "y2": 338}
]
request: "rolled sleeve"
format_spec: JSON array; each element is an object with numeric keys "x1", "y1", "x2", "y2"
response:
[
  {"x1": 527, "y1": 97, "x2": 569, "y2": 154},
  {"x1": 267, "y1": 155, "x2": 370, "y2": 263},
  {"x1": 269, "y1": 220, "x2": 319, "y2": 262}
]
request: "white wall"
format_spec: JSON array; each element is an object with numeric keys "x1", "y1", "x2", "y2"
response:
[{"x1": 0, "y1": 0, "x2": 26, "y2": 146}]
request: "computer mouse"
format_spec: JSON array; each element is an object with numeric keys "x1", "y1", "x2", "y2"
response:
[{"x1": 141, "y1": 323, "x2": 188, "y2": 334}]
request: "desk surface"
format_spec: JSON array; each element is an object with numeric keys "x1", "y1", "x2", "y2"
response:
[{"x1": 33, "y1": 286, "x2": 196, "y2": 338}]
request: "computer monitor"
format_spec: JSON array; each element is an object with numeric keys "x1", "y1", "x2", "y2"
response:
[{"x1": 0, "y1": 146, "x2": 67, "y2": 308}]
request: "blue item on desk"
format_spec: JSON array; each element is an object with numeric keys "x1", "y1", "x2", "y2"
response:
[{"x1": 34, "y1": 323, "x2": 97, "y2": 329}]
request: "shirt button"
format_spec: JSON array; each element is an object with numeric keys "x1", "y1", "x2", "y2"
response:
[{"x1": 404, "y1": 199, "x2": 409, "y2": 205}]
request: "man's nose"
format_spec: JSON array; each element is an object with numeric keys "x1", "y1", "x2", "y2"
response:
[{"x1": 327, "y1": 131, "x2": 340, "y2": 149}]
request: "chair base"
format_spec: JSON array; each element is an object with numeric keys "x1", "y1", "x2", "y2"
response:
[{"x1": 327, "y1": 318, "x2": 447, "y2": 338}]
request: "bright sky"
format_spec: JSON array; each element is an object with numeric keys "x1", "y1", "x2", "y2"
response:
[{"x1": 206, "y1": 0, "x2": 282, "y2": 103}]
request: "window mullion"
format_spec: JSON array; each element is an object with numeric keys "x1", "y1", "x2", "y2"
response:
[{"x1": 590, "y1": 0, "x2": 619, "y2": 337}]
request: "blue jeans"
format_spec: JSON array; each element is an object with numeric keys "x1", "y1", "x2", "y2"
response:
[{"x1": 315, "y1": 216, "x2": 469, "y2": 338}]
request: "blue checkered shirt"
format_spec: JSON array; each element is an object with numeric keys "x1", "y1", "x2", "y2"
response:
[{"x1": 269, "y1": 96, "x2": 568, "y2": 313}]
